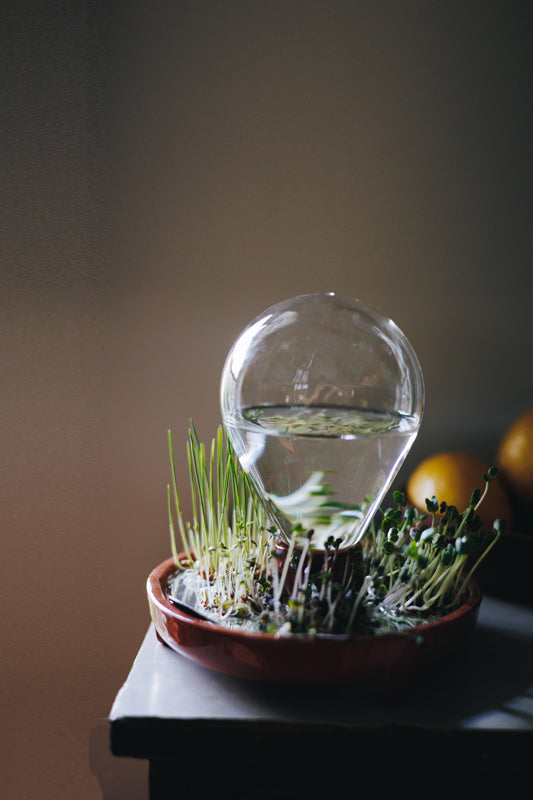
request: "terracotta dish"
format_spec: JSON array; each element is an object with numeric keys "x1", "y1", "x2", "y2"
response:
[{"x1": 147, "y1": 556, "x2": 482, "y2": 700}]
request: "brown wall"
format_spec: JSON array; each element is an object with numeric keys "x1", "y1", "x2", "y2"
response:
[{"x1": 3, "y1": 2, "x2": 532, "y2": 797}]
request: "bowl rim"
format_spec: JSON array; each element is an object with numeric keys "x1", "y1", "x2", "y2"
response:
[{"x1": 147, "y1": 555, "x2": 482, "y2": 645}]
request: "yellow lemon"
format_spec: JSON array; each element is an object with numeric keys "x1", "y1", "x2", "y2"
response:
[
  {"x1": 497, "y1": 409, "x2": 533, "y2": 507},
  {"x1": 406, "y1": 451, "x2": 513, "y2": 532}
]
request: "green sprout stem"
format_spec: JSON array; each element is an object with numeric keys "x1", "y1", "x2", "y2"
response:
[{"x1": 166, "y1": 424, "x2": 505, "y2": 636}]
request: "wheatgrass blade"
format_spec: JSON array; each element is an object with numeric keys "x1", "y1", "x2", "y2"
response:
[{"x1": 167, "y1": 429, "x2": 191, "y2": 565}]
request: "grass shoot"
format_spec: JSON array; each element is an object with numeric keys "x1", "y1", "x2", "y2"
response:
[{"x1": 166, "y1": 425, "x2": 504, "y2": 636}]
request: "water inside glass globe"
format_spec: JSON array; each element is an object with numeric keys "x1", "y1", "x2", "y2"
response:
[{"x1": 220, "y1": 293, "x2": 424, "y2": 551}]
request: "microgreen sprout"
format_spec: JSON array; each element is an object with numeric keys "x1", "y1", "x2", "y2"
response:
[
  {"x1": 166, "y1": 425, "x2": 505, "y2": 636},
  {"x1": 167, "y1": 424, "x2": 271, "y2": 624}
]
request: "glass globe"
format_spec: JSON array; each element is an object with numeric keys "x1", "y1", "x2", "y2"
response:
[{"x1": 220, "y1": 293, "x2": 424, "y2": 550}]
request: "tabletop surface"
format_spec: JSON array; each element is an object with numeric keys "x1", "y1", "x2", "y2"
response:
[{"x1": 110, "y1": 592, "x2": 533, "y2": 736}]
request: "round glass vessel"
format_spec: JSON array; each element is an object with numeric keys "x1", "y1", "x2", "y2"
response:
[{"x1": 220, "y1": 293, "x2": 424, "y2": 550}]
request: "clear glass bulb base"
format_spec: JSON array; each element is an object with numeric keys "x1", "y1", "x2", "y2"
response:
[{"x1": 220, "y1": 293, "x2": 424, "y2": 550}]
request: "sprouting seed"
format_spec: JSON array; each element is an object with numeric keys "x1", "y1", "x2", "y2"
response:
[{"x1": 167, "y1": 423, "x2": 506, "y2": 636}]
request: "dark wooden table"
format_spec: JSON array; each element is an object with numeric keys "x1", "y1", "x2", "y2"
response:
[{"x1": 110, "y1": 593, "x2": 533, "y2": 799}]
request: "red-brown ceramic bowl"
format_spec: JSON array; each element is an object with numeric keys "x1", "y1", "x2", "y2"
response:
[{"x1": 147, "y1": 556, "x2": 482, "y2": 700}]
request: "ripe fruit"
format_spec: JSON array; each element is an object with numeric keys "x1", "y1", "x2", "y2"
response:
[
  {"x1": 497, "y1": 409, "x2": 533, "y2": 507},
  {"x1": 406, "y1": 451, "x2": 513, "y2": 531}
]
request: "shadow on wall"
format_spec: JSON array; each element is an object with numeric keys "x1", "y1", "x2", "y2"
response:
[{"x1": 90, "y1": 723, "x2": 148, "y2": 800}]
